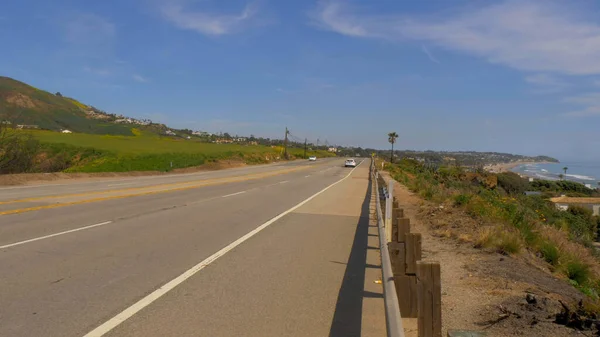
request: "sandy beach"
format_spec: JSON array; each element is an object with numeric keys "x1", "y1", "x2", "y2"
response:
[{"x1": 484, "y1": 161, "x2": 542, "y2": 174}]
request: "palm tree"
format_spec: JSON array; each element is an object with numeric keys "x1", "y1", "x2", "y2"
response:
[
  {"x1": 388, "y1": 132, "x2": 398, "y2": 163},
  {"x1": 563, "y1": 166, "x2": 568, "y2": 176},
  {"x1": 558, "y1": 173, "x2": 564, "y2": 180}
]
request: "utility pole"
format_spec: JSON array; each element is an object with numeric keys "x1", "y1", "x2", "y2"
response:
[
  {"x1": 317, "y1": 139, "x2": 319, "y2": 148},
  {"x1": 304, "y1": 138, "x2": 307, "y2": 158},
  {"x1": 283, "y1": 127, "x2": 289, "y2": 159}
]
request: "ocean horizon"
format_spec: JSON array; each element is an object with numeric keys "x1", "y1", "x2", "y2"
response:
[{"x1": 512, "y1": 161, "x2": 600, "y2": 186}]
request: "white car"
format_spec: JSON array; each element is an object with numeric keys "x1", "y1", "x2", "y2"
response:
[
  {"x1": 345, "y1": 159, "x2": 357, "y2": 167},
  {"x1": 308, "y1": 156, "x2": 317, "y2": 161}
]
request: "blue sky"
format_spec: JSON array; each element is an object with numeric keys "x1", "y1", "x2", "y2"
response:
[{"x1": 1, "y1": 0, "x2": 600, "y2": 161}]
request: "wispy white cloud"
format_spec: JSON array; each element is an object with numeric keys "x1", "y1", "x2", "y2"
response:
[
  {"x1": 563, "y1": 93, "x2": 600, "y2": 117},
  {"x1": 421, "y1": 45, "x2": 440, "y2": 64},
  {"x1": 63, "y1": 13, "x2": 115, "y2": 51},
  {"x1": 84, "y1": 66, "x2": 111, "y2": 77},
  {"x1": 525, "y1": 73, "x2": 569, "y2": 93},
  {"x1": 310, "y1": 1, "x2": 372, "y2": 37},
  {"x1": 132, "y1": 74, "x2": 149, "y2": 83},
  {"x1": 160, "y1": 1, "x2": 259, "y2": 36},
  {"x1": 312, "y1": 1, "x2": 600, "y2": 75},
  {"x1": 564, "y1": 106, "x2": 600, "y2": 117}
]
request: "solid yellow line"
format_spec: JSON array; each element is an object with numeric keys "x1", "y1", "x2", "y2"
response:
[
  {"x1": 0, "y1": 166, "x2": 309, "y2": 216},
  {"x1": 0, "y1": 166, "x2": 307, "y2": 206}
]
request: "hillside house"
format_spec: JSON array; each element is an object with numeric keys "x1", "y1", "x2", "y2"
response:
[
  {"x1": 164, "y1": 130, "x2": 176, "y2": 136},
  {"x1": 328, "y1": 147, "x2": 338, "y2": 153},
  {"x1": 550, "y1": 197, "x2": 600, "y2": 216},
  {"x1": 61, "y1": 129, "x2": 72, "y2": 134},
  {"x1": 16, "y1": 124, "x2": 39, "y2": 129}
]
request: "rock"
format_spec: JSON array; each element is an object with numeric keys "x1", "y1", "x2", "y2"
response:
[{"x1": 526, "y1": 293, "x2": 537, "y2": 305}]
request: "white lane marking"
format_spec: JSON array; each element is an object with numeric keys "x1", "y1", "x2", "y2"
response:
[
  {"x1": 83, "y1": 160, "x2": 364, "y2": 337},
  {"x1": 107, "y1": 182, "x2": 137, "y2": 187},
  {"x1": 221, "y1": 191, "x2": 247, "y2": 198},
  {"x1": 0, "y1": 221, "x2": 113, "y2": 250},
  {"x1": 305, "y1": 175, "x2": 310, "y2": 178},
  {"x1": 0, "y1": 183, "x2": 70, "y2": 191},
  {"x1": 279, "y1": 180, "x2": 289, "y2": 184}
]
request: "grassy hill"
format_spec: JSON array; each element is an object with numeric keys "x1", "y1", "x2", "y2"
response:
[
  {"x1": 25, "y1": 130, "x2": 333, "y2": 173},
  {"x1": 0, "y1": 76, "x2": 134, "y2": 135},
  {"x1": 0, "y1": 76, "x2": 335, "y2": 175}
]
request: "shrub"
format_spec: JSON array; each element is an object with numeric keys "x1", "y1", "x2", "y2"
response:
[
  {"x1": 568, "y1": 205, "x2": 594, "y2": 219},
  {"x1": 474, "y1": 228, "x2": 495, "y2": 249},
  {"x1": 454, "y1": 194, "x2": 472, "y2": 206},
  {"x1": 474, "y1": 227, "x2": 522, "y2": 254},
  {"x1": 497, "y1": 172, "x2": 529, "y2": 195},
  {"x1": 0, "y1": 127, "x2": 41, "y2": 173},
  {"x1": 564, "y1": 260, "x2": 591, "y2": 285},
  {"x1": 538, "y1": 240, "x2": 560, "y2": 266},
  {"x1": 496, "y1": 230, "x2": 522, "y2": 254}
]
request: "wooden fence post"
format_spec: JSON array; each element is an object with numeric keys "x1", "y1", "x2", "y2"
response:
[
  {"x1": 405, "y1": 233, "x2": 422, "y2": 275},
  {"x1": 392, "y1": 208, "x2": 403, "y2": 242},
  {"x1": 395, "y1": 273, "x2": 418, "y2": 318},
  {"x1": 417, "y1": 262, "x2": 442, "y2": 337},
  {"x1": 388, "y1": 242, "x2": 406, "y2": 274},
  {"x1": 397, "y1": 217, "x2": 410, "y2": 243}
]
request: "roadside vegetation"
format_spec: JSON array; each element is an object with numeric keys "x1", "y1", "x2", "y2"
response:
[
  {"x1": 385, "y1": 158, "x2": 600, "y2": 303},
  {"x1": 0, "y1": 128, "x2": 334, "y2": 174}
]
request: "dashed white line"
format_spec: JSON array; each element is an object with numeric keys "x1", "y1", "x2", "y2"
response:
[
  {"x1": 0, "y1": 183, "x2": 70, "y2": 190},
  {"x1": 82, "y1": 160, "x2": 363, "y2": 337},
  {"x1": 305, "y1": 175, "x2": 310, "y2": 178},
  {"x1": 107, "y1": 182, "x2": 137, "y2": 187},
  {"x1": 0, "y1": 221, "x2": 113, "y2": 250},
  {"x1": 279, "y1": 180, "x2": 289, "y2": 184},
  {"x1": 221, "y1": 191, "x2": 247, "y2": 198}
]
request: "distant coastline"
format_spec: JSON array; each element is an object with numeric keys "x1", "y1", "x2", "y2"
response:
[
  {"x1": 510, "y1": 161, "x2": 600, "y2": 185},
  {"x1": 484, "y1": 161, "x2": 551, "y2": 174}
]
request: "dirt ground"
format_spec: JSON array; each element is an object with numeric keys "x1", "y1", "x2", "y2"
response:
[
  {"x1": 0, "y1": 160, "x2": 251, "y2": 186},
  {"x1": 380, "y1": 172, "x2": 595, "y2": 337}
]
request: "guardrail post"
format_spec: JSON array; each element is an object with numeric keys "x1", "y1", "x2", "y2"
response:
[
  {"x1": 397, "y1": 217, "x2": 410, "y2": 243},
  {"x1": 417, "y1": 262, "x2": 442, "y2": 337},
  {"x1": 392, "y1": 209, "x2": 401, "y2": 242},
  {"x1": 386, "y1": 181, "x2": 394, "y2": 243},
  {"x1": 372, "y1": 159, "x2": 405, "y2": 337},
  {"x1": 388, "y1": 242, "x2": 406, "y2": 274},
  {"x1": 405, "y1": 233, "x2": 422, "y2": 275},
  {"x1": 395, "y1": 272, "x2": 418, "y2": 318}
]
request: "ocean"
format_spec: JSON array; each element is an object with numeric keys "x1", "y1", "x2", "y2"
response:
[{"x1": 512, "y1": 162, "x2": 600, "y2": 186}]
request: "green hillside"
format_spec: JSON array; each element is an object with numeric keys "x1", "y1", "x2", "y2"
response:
[
  {"x1": 0, "y1": 76, "x2": 336, "y2": 175},
  {"x1": 0, "y1": 76, "x2": 133, "y2": 135}
]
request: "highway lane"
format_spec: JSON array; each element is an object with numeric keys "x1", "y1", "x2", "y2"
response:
[
  {"x1": 0, "y1": 158, "x2": 336, "y2": 202},
  {"x1": 0, "y1": 159, "x2": 343, "y2": 246},
  {"x1": 0, "y1": 158, "x2": 385, "y2": 336}
]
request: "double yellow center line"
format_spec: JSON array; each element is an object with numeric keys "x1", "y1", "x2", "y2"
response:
[{"x1": 0, "y1": 166, "x2": 310, "y2": 216}]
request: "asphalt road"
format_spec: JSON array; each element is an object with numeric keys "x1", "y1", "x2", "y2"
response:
[{"x1": 0, "y1": 158, "x2": 385, "y2": 337}]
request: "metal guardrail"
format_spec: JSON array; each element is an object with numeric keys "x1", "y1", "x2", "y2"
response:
[{"x1": 371, "y1": 160, "x2": 405, "y2": 337}]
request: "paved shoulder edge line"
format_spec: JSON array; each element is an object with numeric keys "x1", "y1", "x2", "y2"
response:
[{"x1": 83, "y1": 160, "x2": 363, "y2": 337}]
